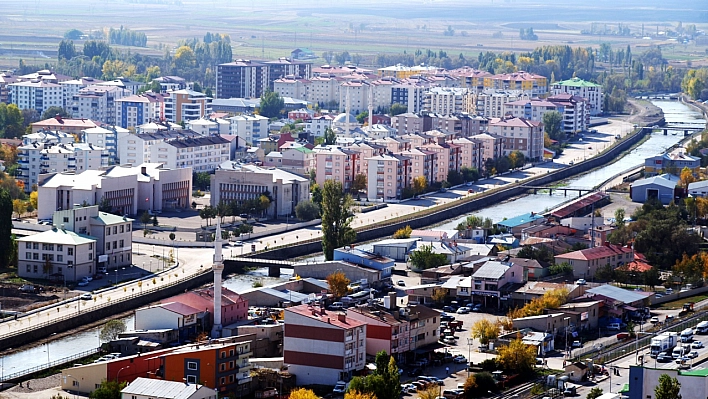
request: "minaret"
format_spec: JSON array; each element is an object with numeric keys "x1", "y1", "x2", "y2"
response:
[
  {"x1": 368, "y1": 85, "x2": 373, "y2": 127},
  {"x1": 211, "y1": 218, "x2": 224, "y2": 338},
  {"x1": 345, "y1": 85, "x2": 352, "y2": 135}
]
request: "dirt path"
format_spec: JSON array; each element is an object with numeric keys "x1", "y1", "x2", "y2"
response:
[{"x1": 625, "y1": 98, "x2": 664, "y2": 126}]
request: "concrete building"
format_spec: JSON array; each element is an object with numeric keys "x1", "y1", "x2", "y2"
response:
[
  {"x1": 228, "y1": 114, "x2": 269, "y2": 145},
  {"x1": 630, "y1": 173, "x2": 679, "y2": 205},
  {"x1": 483, "y1": 71, "x2": 548, "y2": 97},
  {"x1": 210, "y1": 162, "x2": 310, "y2": 218},
  {"x1": 293, "y1": 261, "x2": 383, "y2": 285},
  {"x1": 9, "y1": 80, "x2": 63, "y2": 115},
  {"x1": 551, "y1": 77, "x2": 603, "y2": 115},
  {"x1": 628, "y1": 366, "x2": 708, "y2": 399},
  {"x1": 38, "y1": 163, "x2": 192, "y2": 219},
  {"x1": 313, "y1": 145, "x2": 358, "y2": 191},
  {"x1": 476, "y1": 90, "x2": 530, "y2": 118},
  {"x1": 59, "y1": 77, "x2": 105, "y2": 110},
  {"x1": 135, "y1": 302, "x2": 206, "y2": 341},
  {"x1": 167, "y1": 286, "x2": 249, "y2": 332},
  {"x1": 391, "y1": 80, "x2": 431, "y2": 114},
  {"x1": 120, "y1": 377, "x2": 218, "y2": 399},
  {"x1": 688, "y1": 180, "x2": 708, "y2": 198},
  {"x1": 497, "y1": 212, "x2": 546, "y2": 236},
  {"x1": 423, "y1": 87, "x2": 475, "y2": 115},
  {"x1": 466, "y1": 260, "x2": 524, "y2": 307},
  {"x1": 488, "y1": 116, "x2": 544, "y2": 161},
  {"x1": 305, "y1": 115, "x2": 334, "y2": 138},
  {"x1": 115, "y1": 92, "x2": 167, "y2": 129},
  {"x1": 17, "y1": 227, "x2": 96, "y2": 281},
  {"x1": 216, "y1": 58, "x2": 312, "y2": 99},
  {"x1": 52, "y1": 205, "x2": 134, "y2": 269},
  {"x1": 164, "y1": 89, "x2": 212, "y2": 123},
  {"x1": 450, "y1": 67, "x2": 492, "y2": 92},
  {"x1": 470, "y1": 132, "x2": 504, "y2": 163},
  {"x1": 644, "y1": 149, "x2": 701, "y2": 177},
  {"x1": 73, "y1": 85, "x2": 131, "y2": 125},
  {"x1": 333, "y1": 247, "x2": 396, "y2": 277},
  {"x1": 366, "y1": 153, "x2": 411, "y2": 201},
  {"x1": 153, "y1": 76, "x2": 188, "y2": 92},
  {"x1": 554, "y1": 244, "x2": 634, "y2": 279},
  {"x1": 31, "y1": 115, "x2": 99, "y2": 135},
  {"x1": 81, "y1": 126, "x2": 130, "y2": 164},
  {"x1": 284, "y1": 304, "x2": 367, "y2": 385},
  {"x1": 273, "y1": 76, "x2": 310, "y2": 100},
  {"x1": 97, "y1": 77, "x2": 146, "y2": 95},
  {"x1": 263, "y1": 142, "x2": 315, "y2": 176}
]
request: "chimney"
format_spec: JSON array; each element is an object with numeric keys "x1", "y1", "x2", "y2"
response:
[
  {"x1": 337, "y1": 313, "x2": 347, "y2": 323},
  {"x1": 604, "y1": 241, "x2": 610, "y2": 247},
  {"x1": 141, "y1": 166, "x2": 147, "y2": 175},
  {"x1": 55, "y1": 114, "x2": 63, "y2": 123}
]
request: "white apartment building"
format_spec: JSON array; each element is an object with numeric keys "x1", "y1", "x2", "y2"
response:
[
  {"x1": 551, "y1": 77, "x2": 603, "y2": 115},
  {"x1": 188, "y1": 118, "x2": 230, "y2": 136},
  {"x1": 9, "y1": 80, "x2": 63, "y2": 115},
  {"x1": 59, "y1": 77, "x2": 105, "y2": 110},
  {"x1": 273, "y1": 76, "x2": 310, "y2": 100},
  {"x1": 211, "y1": 162, "x2": 310, "y2": 218},
  {"x1": 164, "y1": 89, "x2": 212, "y2": 123},
  {"x1": 38, "y1": 163, "x2": 192, "y2": 220},
  {"x1": 476, "y1": 90, "x2": 530, "y2": 118},
  {"x1": 284, "y1": 304, "x2": 367, "y2": 385},
  {"x1": 309, "y1": 75, "x2": 340, "y2": 107},
  {"x1": 339, "y1": 80, "x2": 371, "y2": 115},
  {"x1": 305, "y1": 115, "x2": 334, "y2": 137},
  {"x1": 228, "y1": 114, "x2": 269, "y2": 145},
  {"x1": 72, "y1": 85, "x2": 131, "y2": 126},
  {"x1": 424, "y1": 87, "x2": 475, "y2": 115},
  {"x1": 118, "y1": 130, "x2": 229, "y2": 171},
  {"x1": 504, "y1": 94, "x2": 589, "y2": 135},
  {"x1": 53, "y1": 205, "x2": 134, "y2": 269},
  {"x1": 115, "y1": 92, "x2": 166, "y2": 129},
  {"x1": 18, "y1": 228, "x2": 96, "y2": 282},
  {"x1": 17, "y1": 141, "x2": 107, "y2": 192},
  {"x1": 366, "y1": 153, "x2": 410, "y2": 202},
  {"x1": 81, "y1": 126, "x2": 131, "y2": 165}
]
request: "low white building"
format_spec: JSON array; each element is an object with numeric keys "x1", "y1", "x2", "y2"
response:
[
  {"x1": 38, "y1": 163, "x2": 192, "y2": 219},
  {"x1": 18, "y1": 227, "x2": 96, "y2": 282},
  {"x1": 121, "y1": 377, "x2": 218, "y2": 399},
  {"x1": 305, "y1": 115, "x2": 334, "y2": 137},
  {"x1": 188, "y1": 118, "x2": 230, "y2": 136},
  {"x1": 118, "y1": 130, "x2": 230, "y2": 171},
  {"x1": 211, "y1": 162, "x2": 310, "y2": 218}
]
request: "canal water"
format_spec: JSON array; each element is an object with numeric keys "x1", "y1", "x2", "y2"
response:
[{"x1": 1, "y1": 100, "x2": 704, "y2": 378}]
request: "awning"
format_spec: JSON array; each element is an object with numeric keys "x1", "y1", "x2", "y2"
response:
[
  {"x1": 623, "y1": 305, "x2": 638, "y2": 311},
  {"x1": 608, "y1": 308, "x2": 623, "y2": 315}
]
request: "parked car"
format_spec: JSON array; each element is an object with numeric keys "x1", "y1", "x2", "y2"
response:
[
  {"x1": 456, "y1": 307, "x2": 469, "y2": 314},
  {"x1": 689, "y1": 351, "x2": 699, "y2": 359},
  {"x1": 657, "y1": 353, "x2": 672, "y2": 362},
  {"x1": 328, "y1": 302, "x2": 344, "y2": 311},
  {"x1": 443, "y1": 336, "x2": 456, "y2": 344},
  {"x1": 77, "y1": 280, "x2": 89, "y2": 287},
  {"x1": 234, "y1": 241, "x2": 244, "y2": 246},
  {"x1": 693, "y1": 341, "x2": 704, "y2": 349},
  {"x1": 576, "y1": 279, "x2": 587, "y2": 285},
  {"x1": 333, "y1": 381, "x2": 348, "y2": 394},
  {"x1": 666, "y1": 288, "x2": 674, "y2": 294},
  {"x1": 571, "y1": 341, "x2": 582, "y2": 348},
  {"x1": 666, "y1": 315, "x2": 675, "y2": 322},
  {"x1": 472, "y1": 304, "x2": 482, "y2": 312},
  {"x1": 397, "y1": 280, "x2": 406, "y2": 286},
  {"x1": 443, "y1": 306, "x2": 456, "y2": 312},
  {"x1": 79, "y1": 293, "x2": 92, "y2": 300},
  {"x1": 650, "y1": 317, "x2": 659, "y2": 324},
  {"x1": 453, "y1": 355, "x2": 467, "y2": 364},
  {"x1": 607, "y1": 323, "x2": 621, "y2": 331}
]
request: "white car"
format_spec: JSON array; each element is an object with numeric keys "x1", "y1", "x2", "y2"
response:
[
  {"x1": 397, "y1": 280, "x2": 405, "y2": 286},
  {"x1": 692, "y1": 341, "x2": 704, "y2": 349},
  {"x1": 650, "y1": 317, "x2": 659, "y2": 324},
  {"x1": 77, "y1": 280, "x2": 89, "y2": 287},
  {"x1": 576, "y1": 279, "x2": 587, "y2": 285},
  {"x1": 689, "y1": 351, "x2": 699, "y2": 359},
  {"x1": 79, "y1": 293, "x2": 92, "y2": 300},
  {"x1": 333, "y1": 381, "x2": 348, "y2": 394},
  {"x1": 82, "y1": 276, "x2": 93, "y2": 282},
  {"x1": 453, "y1": 355, "x2": 467, "y2": 364},
  {"x1": 456, "y1": 307, "x2": 470, "y2": 314}
]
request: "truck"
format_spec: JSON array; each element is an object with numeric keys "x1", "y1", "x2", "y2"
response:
[{"x1": 650, "y1": 332, "x2": 679, "y2": 357}]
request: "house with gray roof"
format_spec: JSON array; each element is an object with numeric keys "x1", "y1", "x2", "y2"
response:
[
  {"x1": 630, "y1": 173, "x2": 679, "y2": 205},
  {"x1": 468, "y1": 260, "x2": 524, "y2": 308}
]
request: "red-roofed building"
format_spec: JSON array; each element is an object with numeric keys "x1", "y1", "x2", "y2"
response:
[
  {"x1": 167, "y1": 287, "x2": 249, "y2": 330},
  {"x1": 554, "y1": 243, "x2": 634, "y2": 279},
  {"x1": 31, "y1": 115, "x2": 99, "y2": 135},
  {"x1": 284, "y1": 304, "x2": 367, "y2": 385},
  {"x1": 135, "y1": 302, "x2": 205, "y2": 340}
]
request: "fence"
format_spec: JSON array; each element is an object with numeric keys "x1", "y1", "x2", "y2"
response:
[{"x1": 0, "y1": 348, "x2": 99, "y2": 383}]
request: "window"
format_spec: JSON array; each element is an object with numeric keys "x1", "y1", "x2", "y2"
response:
[
  {"x1": 106, "y1": 228, "x2": 110, "y2": 236},
  {"x1": 68, "y1": 248, "x2": 73, "y2": 256},
  {"x1": 25, "y1": 242, "x2": 31, "y2": 249},
  {"x1": 33, "y1": 253, "x2": 39, "y2": 260},
  {"x1": 57, "y1": 245, "x2": 62, "y2": 251},
  {"x1": 119, "y1": 240, "x2": 124, "y2": 248},
  {"x1": 89, "y1": 243, "x2": 93, "y2": 250},
  {"x1": 113, "y1": 226, "x2": 117, "y2": 234},
  {"x1": 220, "y1": 363, "x2": 225, "y2": 371},
  {"x1": 106, "y1": 243, "x2": 110, "y2": 251},
  {"x1": 186, "y1": 375, "x2": 197, "y2": 383},
  {"x1": 187, "y1": 362, "x2": 198, "y2": 370},
  {"x1": 126, "y1": 224, "x2": 131, "y2": 232},
  {"x1": 89, "y1": 253, "x2": 93, "y2": 260},
  {"x1": 221, "y1": 351, "x2": 226, "y2": 359},
  {"x1": 25, "y1": 252, "x2": 32, "y2": 259},
  {"x1": 57, "y1": 255, "x2": 63, "y2": 262}
]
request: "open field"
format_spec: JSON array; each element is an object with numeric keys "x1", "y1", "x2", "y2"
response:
[{"x1": 0, "y1": 0, "x2": 706, "y2": 70}]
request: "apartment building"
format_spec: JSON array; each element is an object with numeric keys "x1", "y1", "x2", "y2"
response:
[
  {"x1": 228, "y1": 114, "x2": 269, "y2": 145},
  {"x1": 273, "y1": 76, "x2": 310, "y2": 100},
  {"x1": 305, "y1": 115, "x2": 334, "y2": 137},
  {"x1": 450, "y1": 137, "x2": 483, "y2": 171},
  {"x1": 450, "y1": 67, "x2": 492, "y2": 92},
  {"x1": 339, "y1": 80, "x2": 372, "y2": 115},
  {"x1": 210, "y1": 162, "x2": 310, "y2": 218},
  {"x1": 483, "y1": 71, "x2": 548, "y2": 97},
  {"x1": 216, "y1": 58, "x2": 312, "y2": 99},
  {"x1": 399, "y1": 147, "x2": 436, "y2": 185},
  {"x1": 647, "y1": 149, "x2": 702, "y2": 177},
  {"x1": 551, "y1": 77, "x2": 603, "y2": 115},
  {"x1": 31, "y1": 115, "x2": 98, "y2": 135},
  {"x1": 115, "y1": 92, "x2": 166, "y2": 129},
  {"x1": 38, "y1": 163, "x2": 192, "y2": 219},
  {"x1": 554, "y1": 243, "x2": 634, "y2": 279},
  {"x1": 97, "y1": 77, "x2": 146, "y2": 95},
  {"x1": 187, "y1": 118, "x2": 230, "y2": 136},
  {"x1": 547, "y1": 94, "x2": 589, "y2": 134},
  {"x1": 149, "y1": 135, "x2": 230, "y2": 172},
  {"x1": 284, "y1": 304, "x2": 367, "y2": 385},
  {"x1": 73, "y1": 85, "x2": 131, "y2": 125},
  {"x1": 476, "y1": 90, "x2": 531, "y2": 118},
  {"x1": 59, "y1": 77, "x2": 105, "y2": 110},
  {"x1": 366, "y1": 153, "x2": 411, "y2": 201},
  {"x1": 263, "y1": 142, "x2": 315, "y2": 176},
  {"x1": 391, "y1": 113, "x2": 428, "y2": 136},
  {"x1": 53, "y1": 205, "x2": 134, "y2": 269},
  {"x1": 462, "y1": 260, "x2": 524, "y2": 308},
  {"x1": 488, "y1": 116, "x2": 544, "y2": 161},
  {"x1": 153, "y1": 76, "x2": 187, "y2": 92},
  {"x1": 469, "y1": 133, "x2": 504, "y2": 163},
  {"x1": 0, "y1": 72, "x2": 21, "y2": 103},
  {"x1": 309, "y1": 75, "x2": 341, "y2": 107},
  {"x1": 18, "y1": 227, "x2": 96, "y2": 281},
  {"x1": 164, "y1": 89, "x2": 212, "y2": 123},
  {"x1": 168, "y1": 286, "x2": 249, "y2": 329},
  {"x1": 423, "y1": 87, "x2": 475, "y2": 115},
  {"x1": 391, "y1": 79, "x2": 431, "y2": 114},
  {"x1": 9, "y1": 80, "x2": 63, "y2": 115},
  {"x1": 313, "y1": 146, "x2": 358, "y2": 191}
]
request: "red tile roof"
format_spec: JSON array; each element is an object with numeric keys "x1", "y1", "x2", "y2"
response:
[
  {"x1": 617, "y1": 260, "x2": 653, "y2": 273},
  {"x1": 160, "y1": 302, "x2": 202, "y2": 315},
  {"x1": 286, "y1": 304, "x2": 366, "y2": 329},
  {"x1": 556, "y1": 244, "x2": 633, "y2": 261}
]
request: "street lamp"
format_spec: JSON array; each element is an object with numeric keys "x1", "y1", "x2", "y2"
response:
[
  {"x1": 564, "y1": 317, "x2": 571, "y2": 358},
  {"x1": 116, "y1": 365, "x2": 130, "y2": 382},
  {"x1": 467, "y1": 337, "x2": 473, "y2": 378}
]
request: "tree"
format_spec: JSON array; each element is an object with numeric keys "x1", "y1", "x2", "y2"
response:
[
  {"x1": 409, "y1": 244, "x2": 448, "y2": 270},
  {"x1": 64, "y1": 29, "x2": 83, "y2": 40},
  {"x1": 12, "y1": 199, "x2": 27, "y2": 218},
  {"x1": 431, "y1": 287, "x2": 448, "y2": 304},
  {"x1": 393, "y1": 225, "x2": 412, "y2": 239},
  {"x1": 446, "y1": 170, "x2": 463, "y2": 186},
  {"x1": 321, "y1": 180, "x2": 356, "y2": 261},
  {"x1": 508, "y1": 151, "x2": 526, "y2": 169},
  {"x1": 139, "y1": 211, "x2": 151, "y2": 230},
  {"x1": 412, "y1": 176, "x2": 427, "y2": 195},
  {"x1": 586, "y1": 387, "x2": 604, "y2": 399},
  {"x1": 543, "y1": 110, "x2": 564, "y2": 141},
  {"x1": 192, "y1": 171, "x2": 211, "y2": 191},
  {"x1": 349, "y1": 351, "x2": 400, "y2": 399},
  {"x1": 41, "y1": 106, "x2": 70, "y2": 121},
  {"x1": 390, "y1": 103, "x2": 407, "y2": 116},
  {"x1": 345, "y1": 391, "x2": 376, "y2": 399},
  {"x1": 614, "y1": 208, "x2": 626, "y2": 228},
  {"x1": 680, "y1": 166, "x2": 695, "y2": 188},
  {"x1": 295, "y1": 200, "x2": 320, "y2": 221},
  {"x1": 152, "y1": 214, "x2": 159, "y2": 227},
  {"x1": 323, "y1": 127, "x2": 337, "y2": 145},
  {"x1": 496, "y1": 337, "x2": 537, "y2": 373},
  {"x1": 259, "y1": 89, "x2": 285, "y2": 118},
  {"x1": 461, "y1": 166, "x2": 480, "y2": 182},
  {"x1": 351, "y1": 173, "x2": 367, "y2": 197},
  {"x1": 326, "y1": 271, "x2": 350, "y2": 298},
  {"x1": 102, "y1": 59, "x2": 136, "y2": 80},
  {"x1": 58, "y1": 39, "x2": 77, "y2": 60},
  {"x1": 356, "y1": 111, "x2": 369, "y2": 124},
  {"x1": 0, "y1": 104, "x2": 24, "y2": 138},
  {"x1": 99, "y1": 319, "x2": 126, "y2": 342},
  {"x1": 169, "y1": 232, "x2": 176, "y2": 242},
  {"x1": 471, "y1": 319, "x2": 500, "y2": 346},
  {"x1": 417, "y1": 386, "x2": 439, "y2": 399},
  {"x1": 90, "y1": 379, "x2": 126, "y2": 399},
  {"x1": 548, "y1": 262, "x2": 573, "y2": 275},
  {"x1": 654, "y1": 374, "x2": 682, "y2": 399},
  {"x1": 0, "y1": 190, "x2": 13, "y2": 268},
  {"x1": 98, "y1": 196, "x2": 112, "y2": 213},
  {"x1": 507, "y1": 288, "x2": 569, "y2": 319},
  {"x1": 173, "y1": 45, "x2": 196, "y2": 70}
]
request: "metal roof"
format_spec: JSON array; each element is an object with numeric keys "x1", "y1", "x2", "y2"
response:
[
  {"x1": 586, "y1": 284, "x2": 649, "y2": 304},
  {"x1": 471, "y1": 261, "x2": 511, "y2": 280}
]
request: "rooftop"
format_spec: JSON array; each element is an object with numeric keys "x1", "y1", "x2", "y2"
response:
[
  {"x1": 472, "y1": 261, "x2": 512, "y2": 280},
  {"x1": 17, "y1": 228, "x2": 95, "y2": 245},
  {"x1": 586, "y1": 284, "x2": 652, "y2": 304},
  {"x1": 553, "y1": 77, "x2": 602, "y2": 88},
  {"x1": 286, "y1": 304, "x2": 366, "y2": 329},
  {"x1": 121, "y1": 377, "x2": 216, "y2": 398}
]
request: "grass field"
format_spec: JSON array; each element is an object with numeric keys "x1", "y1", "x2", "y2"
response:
[
  {"x1": 0, "y1": 0, "x2": 706, "y2": 70},
  {"x1": 658, "y1": 294, "x2": 708, "y2": 310}
]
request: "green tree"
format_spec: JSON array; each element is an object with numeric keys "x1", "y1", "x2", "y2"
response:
[
  {"x1": 321, "y1": 180, "x2": 356, "y2": 261},
  {"x1": 98, "y1": 196, "x2": 112, "y2": 213},
  {"x1": 40, "y1": 106, "x2": 70, "y2": 121},
  {"x1": 192, "y1": 171, "x2": 211, "y2": 191},
  {"x1": 349, "y1": 351, "x2": 401, "y2": 399},
  {"x1": 64, "y1": 29, "x2": 83, "y2": 40},
  {"x1": 614, "y1": 208, "x2": 626, "y2": 228},
  {"x1": 356, "y1": 110, "x2": 369, "y2": 124},
  {"x1": 389, "y1": 103, "x2": 407, "y2": 116},
  {"x1": 139, "y1": 211, "x2": 151, "y2": 230},
  {"x1": 654, "y1": 374, "x2": 682, "y2": 399},
  {"x1": 323, "y1": 127, "x2": 337, "y2": 145},
  {"x1": 447, "y1": 170, "x2": 463, "y2": 186},
  {"x1": 461, "y1": 166, "x2": 480, "y2": 182},
  {"x1": 310, "y1": 183, "x2": 323, "y2": 209},
  {"x1": 0, "y1": 189, "x2": 12, "y2": 268},
  {"x1": 90, "y1": 379, "x2": 126, "y2": 399},
  {"x1": 542, "y1": 110, "x2": 564, "y2": 141},
  {"x1": 295, "y1": 200, "x2": 320, "y2": 221},
  {"x1": 0, "y1": 104, "x2": 25, "y2": 138},
  {"x1": 586, "y1": 387, "x2": 604, "y2": 399},
  {"x1": 508, "y1": 150, "x2": 526, "y2": 169},
  {"x1": 259, "y1": 89, "x2": 285, "y2": 118},
  {"x1": 58, "y1": 39, "x2": 77, "y2": 60},
  {"x1": 409, "y1": 244, "x2": 448, "y2": 270},
  {"x1": 99, "y1": 319, "x2": 127, "y2": 342},
  {"x1": 351, "y1": 173, "x2": 367, "y2": 197}
]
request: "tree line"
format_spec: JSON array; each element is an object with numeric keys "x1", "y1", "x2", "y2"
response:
[{"x1": 109, "y1": 26, "x2": 148, "y2": 47}]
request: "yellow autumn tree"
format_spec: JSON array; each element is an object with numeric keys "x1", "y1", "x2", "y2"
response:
[
  {"x1": 471, "y1": 318, "x2": 500, "y2": 345},
  {"x1": 345, "y1": 391, "x2": 377, "y2": 399},
  {"x1": 496, "y1": 337, "x2": 537, "y2": 373},
  {"x1": 290, "y1": 388, "x2": 319, "y2": 399},
  {"x1": 326, "y1": 271, "x2": 351, "y2": 298},
  {"x1": 507, "y1": 288, "x2": 569, "y2": 319},
  {"x1": 680, "y1": 167, "x2": 696, "y2": 188},
  {"x1": 29, "y1": 191, "x2": 38, "y2": 210}
]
